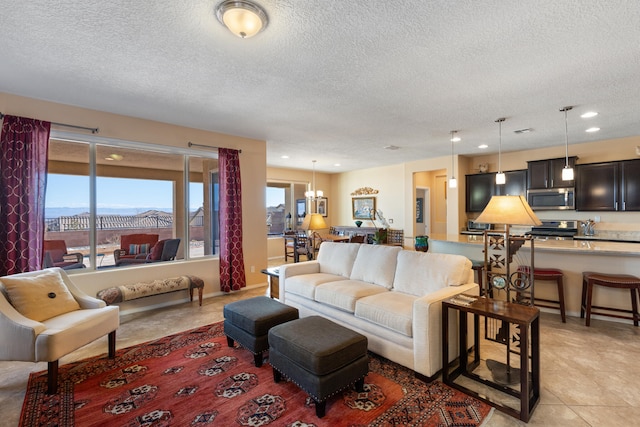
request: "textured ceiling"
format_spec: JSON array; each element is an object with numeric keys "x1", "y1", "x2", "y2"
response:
[{"x1": 1, "y1": 1, "x2": 639, "y2": 173}]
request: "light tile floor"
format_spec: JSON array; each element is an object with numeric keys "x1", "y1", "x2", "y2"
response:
[{"x1": 1, "y1": 258, "x2": 639, "y2": 426}]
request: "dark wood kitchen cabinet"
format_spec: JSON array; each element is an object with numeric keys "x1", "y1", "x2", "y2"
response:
[
  {"x1": 466, "y1": 173, "x2": 495, "y2": 212},
  {"x1": 576, "y1": 159, "x2": 640, "y2": 211},
  {"x1": 527, "y1": 157, "x2": 576, "y2": 189},
  {"x1": 466, "y1": 170, "x2": 527, "y2": 212},
  {"x1": 497, "y1": 170, "x2": 527, "y2": 197}
]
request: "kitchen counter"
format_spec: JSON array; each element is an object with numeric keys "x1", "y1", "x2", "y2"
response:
[
  {"x1": 573, "y1": 235, "x2": 640, "y2": 244},
  {"x1": 428, "y1": 233, "x2": 640, "y2": 322},
  {"x1": 429, "y1": 234, "x2": 640, "y2": 256}
]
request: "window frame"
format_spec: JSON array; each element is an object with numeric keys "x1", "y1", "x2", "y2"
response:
[{"x1": 49, "y1": 130, "x2": 219, "y2": 270}]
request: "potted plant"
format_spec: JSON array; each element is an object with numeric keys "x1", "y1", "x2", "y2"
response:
[{"x1": 372, "y1": 228, "x2": 387, "y2": 245}]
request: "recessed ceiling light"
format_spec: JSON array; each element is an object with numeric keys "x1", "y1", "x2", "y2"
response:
[
  {"x1": 334, "y1": 163, "x2": 341, "y2": 167},
  {"x1": 450, "y1": 136, "x2": 461, "y2": 142},
  {"x1": 478, "y1": 144, "x2": 488, "y2": 149},
  {"x1": 581, "y1": 111, "x2": 598, "y2": 119},
  {"x1": 280, "y1": 155, "x2": 289, "y2": 159},
  {"x1": 586, "y1": 127, "x2": 600, "y2": 133},
  {"x1": 384, "y1": 145, "x2": 399, "y2": 150}
]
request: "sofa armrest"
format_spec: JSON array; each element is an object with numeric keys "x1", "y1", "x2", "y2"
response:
[
  {"x1": 412, "y1": 282, "x2": 479, "y2": 378},
  {"x1": 278, "y1": 261, "x2": 320, "y2": 303},
  {"x1": 113, "y1": 249, "x2": 126, "y2": 264},
  {"x1": 55, "y1": 268, "x2": 108, "y2": 309},
  {"x1": 64, "y1": 252, "x2": 84, "y2": 264},
  {"x1": 0, "y1": 293, "x2": 46, "y2": 361}
]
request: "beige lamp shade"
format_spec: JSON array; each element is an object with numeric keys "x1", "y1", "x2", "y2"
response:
[
  {"x1": 301, "y1": 213, "x2": 328, "y2": 231},
  {"x1": 475, "y1": 195, "x2": 542, "y2": 226}
]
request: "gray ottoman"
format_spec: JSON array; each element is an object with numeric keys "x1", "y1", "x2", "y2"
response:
[
  {"x1": 223, "y1": 296, "x2": 299, "y2": 367},
  {"x1": 268, "y1": 316, "x2": 369, "y2": 418}
]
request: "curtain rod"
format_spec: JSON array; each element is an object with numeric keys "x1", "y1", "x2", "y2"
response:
[
  {"x1": 0, "y1": 112, "x2": 99, "y2": 134},
  {"x1": 188, "y1": 141, "x2": 241, "y2": 153}
]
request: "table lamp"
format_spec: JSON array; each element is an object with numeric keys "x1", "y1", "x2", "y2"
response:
[{"x1": 475, "y1": 195, "x2": 541, "y2": 385}]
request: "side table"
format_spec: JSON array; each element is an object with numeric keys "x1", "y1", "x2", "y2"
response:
[
  {"x1": 442, "y1": 295, "x2": 540, "y2": 422},
  {"x1": 260, "y1": 267, "x2": 280, "y2": 299}
]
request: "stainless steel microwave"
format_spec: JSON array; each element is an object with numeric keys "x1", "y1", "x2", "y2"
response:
[{"x1": 527, "y1": 188, "x2": 575, "y2": 210}]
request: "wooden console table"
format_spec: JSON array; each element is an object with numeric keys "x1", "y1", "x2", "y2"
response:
[
  {"x1": 329, "y1": 226, "x2": 403, "y2": 245},
  {"x1": 442, "y1": 295, "x2": 540, "y2": 422}
]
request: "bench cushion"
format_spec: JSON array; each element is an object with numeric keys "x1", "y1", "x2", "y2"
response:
[
  {"x1": 268, "y1": 316, "x2": 367, "y2": 376},
  {"x1": 97, "y1": 275, "x2": 203, "y2": 305}
]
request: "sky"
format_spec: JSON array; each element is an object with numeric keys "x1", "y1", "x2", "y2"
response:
[
  {"x1": 45, "y1": 174, "x2": 204, "y2": 212},
  {"x1": 266, "y1": 187, "x2": 284, "y2": 208}
]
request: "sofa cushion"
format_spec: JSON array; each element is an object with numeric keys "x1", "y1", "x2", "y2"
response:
[
  {"x1": 350, "y1": 244, "x2": 401, "y2": 289},
  {"x1": 286, "y1": 273, "x2": 345, "y2": 300},
  {"x1": 129, "y1": 243, "x2": 150, "y2": 255},
  {"x1": 355, "y1": 291, "x2": 417, "y2": 337},
  {"x1": 393, "y1": 251, "x2": 472, "y2": 296},
  {"x1": 148, "y1": 240, "x2": 166, "y2": 260},
  {"x1": 316, "y1": 242, "x2": 361, "y2": 277},
  {"x1": 315, "y1": 280, "x2": 388, "y2": 313},
  {"x1": 1, "y1": 269, "x2": 81, "y2": 322}
]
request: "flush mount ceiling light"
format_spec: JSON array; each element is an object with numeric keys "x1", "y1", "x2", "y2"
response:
[
  {"x1": 495, "y1": 118, "x2": 506, "y2": 185},
  {"x1": 216, "y1": 0, "x2": 268, "y2": 38},
  {"x1": 560, "y1": 106, "x2": 574, "y2": 181}
]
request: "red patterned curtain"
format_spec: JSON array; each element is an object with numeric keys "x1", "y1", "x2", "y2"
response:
[
  {"x1": 0, "y1": 115, "x2": 50, "y2": 275},
  {"x1": 218, "y1": 148, "x2": 246, "y2": 292}
]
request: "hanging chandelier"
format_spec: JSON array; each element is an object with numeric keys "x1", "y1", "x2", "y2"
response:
[{"x1": 305, "y1": 160, "x2": 323, "y2": 199}]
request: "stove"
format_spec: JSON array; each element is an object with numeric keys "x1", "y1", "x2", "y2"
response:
[{"x1": 527, "y1": 220, "x2": 578, "y2": 240}]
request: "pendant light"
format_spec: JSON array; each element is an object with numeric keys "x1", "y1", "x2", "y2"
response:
[
  {"x1": 560, "y1": 106, "x2": 574, "y2": 181},
  {"x1": 495, "y1": 118, "x2": 506, "y2": 185},
  {"x1": 304, "y1": 160, "x2": 323, "y2": 199},
  {"x1": 448, "y1": 130, "x2": 458, "y2": 188}
]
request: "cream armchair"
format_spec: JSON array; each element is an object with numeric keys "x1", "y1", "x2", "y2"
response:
[{"x1": 0, "y1": 268, "x2": 119, "y2": 394}]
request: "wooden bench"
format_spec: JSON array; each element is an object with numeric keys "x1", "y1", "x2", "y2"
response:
[{"x1": 97, "y1": 275, "x2": 204, "y2": 306}]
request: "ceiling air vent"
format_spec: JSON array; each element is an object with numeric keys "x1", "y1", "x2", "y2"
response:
[{"x1": 513, "y1": 128, "x2": 533, "y2": 134}]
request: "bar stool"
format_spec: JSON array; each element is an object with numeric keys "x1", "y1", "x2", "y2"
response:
[
  {"x1": 516, "y1": 266, "x2": 566, "y2": 323},
  {"x1": 581, "y1": 272, "x2": 640, "y2": 327}
]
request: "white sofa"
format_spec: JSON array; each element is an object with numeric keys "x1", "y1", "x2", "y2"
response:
[{"x1": 278, "y1": 242, "x2": 478, "y2": 380}]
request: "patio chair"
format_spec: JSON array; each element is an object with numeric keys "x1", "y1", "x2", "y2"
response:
[
  {"x1": 43, "y1": 240, "x2": 85, "y2": 270},
  {"x1": 113, "y1": 233, "x2": 159, "y2": 266},
  {"x1": 115, "y1": 238, "x2": 181, "y2": 265}
]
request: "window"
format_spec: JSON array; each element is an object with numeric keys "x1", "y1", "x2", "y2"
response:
[
  {"x1": 266, "y1": 181, "x2": 307, "y2": 235},
  {"x1": 45, "y1": 135, "x2": 219, "y2": 269}
]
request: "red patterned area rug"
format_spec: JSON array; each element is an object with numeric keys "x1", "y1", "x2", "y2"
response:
[{"x1": 20, "y1": 322, "x2": 493, "y2": 426}]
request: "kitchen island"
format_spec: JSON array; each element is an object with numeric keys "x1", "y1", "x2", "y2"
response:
[{"x1": 430, "y1": 234, "x2": 640, "y2": 323}]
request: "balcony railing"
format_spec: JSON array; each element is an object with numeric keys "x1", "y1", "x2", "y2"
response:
[{"x1": 45, "y1": 214, "x2": 203, "y2": 231}]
